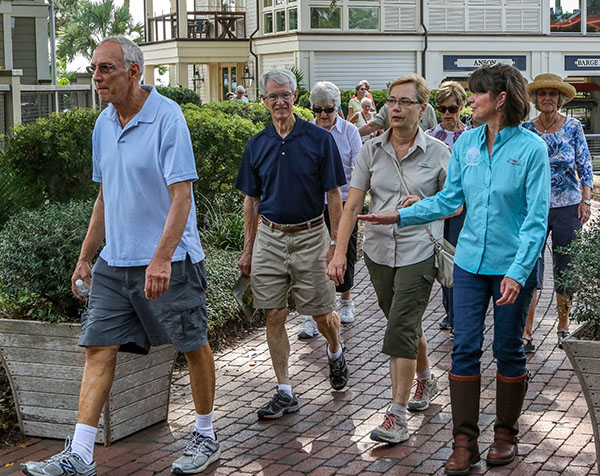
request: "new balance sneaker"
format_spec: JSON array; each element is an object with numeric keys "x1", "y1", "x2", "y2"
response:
[
  {"x1": 297, "y1": 316, "x2": 320, "y2": 339},
  {"x1": 22, "y1": 441, "x2": 96, "y2": 476},
  {"x1": 338, "y1": 300, "x2": 355, "y2": 324},
  {"x1": 328, "y1": 348, "x2": 349, "y2": 390},
  {"x1": 370, "y1": 410, "x2": 409, "y2": 444},
  {"x1": 408, "y1": 374, "x2": 439, "y2": 412},
  {"x1": 172, "y1": 431, "x2": 220, "y2": 474},
  {"x1": 257, "y1": 390, "x2": 300, "y2": 420}
]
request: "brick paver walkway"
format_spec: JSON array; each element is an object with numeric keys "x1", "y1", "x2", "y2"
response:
[{"x1": 2, "y1": 206, "x2": 599, "y2": 475}]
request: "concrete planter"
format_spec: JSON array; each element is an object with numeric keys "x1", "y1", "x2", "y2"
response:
[
  {"x1": 562, "y1": 323, "x2": 600, "y2": 468},
  {"x1": 0, "y1": 319, "x2": 177, "y2": 446}
]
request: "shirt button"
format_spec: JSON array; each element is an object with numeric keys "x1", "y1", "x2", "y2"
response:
[
  {"x1": 281, "y1": 141, "x2": 285, "y2": 145},
  {"x1": 282, "y1": 152, "x2": 286, "y2": 156}
]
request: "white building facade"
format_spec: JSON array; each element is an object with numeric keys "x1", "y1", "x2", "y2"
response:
[{"x1": 141, "y1": 1, "x2": 600, "y2": 130}]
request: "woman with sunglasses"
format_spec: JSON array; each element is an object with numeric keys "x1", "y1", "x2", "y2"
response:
[
  {"x1": 297, "y1": 82, "x2": 362, "y2": 339},
  {"x1": 359, "y1": 64, "x2": 550, "y2": 474},
  {"x1": 348, "y1": 82, "x2": 367, "y2": 123},
  {"x1": 426, "y1": 81, "x2": 469, "y2": 333}
]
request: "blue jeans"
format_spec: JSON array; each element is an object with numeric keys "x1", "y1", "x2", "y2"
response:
[{"x1": 451, "y1": 265, "x2": 536, "y2": 377}]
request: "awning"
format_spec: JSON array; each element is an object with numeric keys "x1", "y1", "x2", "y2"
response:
[
  {"x1": 564, "y1": 100, "x2": 598, "y2": 109},
  {"x1": 570, "y1": 83, "x2": 600, "y2": 92}
]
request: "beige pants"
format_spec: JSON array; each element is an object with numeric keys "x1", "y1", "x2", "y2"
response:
[{"x1": 251, "y1": 221, "x2": 336, "y2": 316}]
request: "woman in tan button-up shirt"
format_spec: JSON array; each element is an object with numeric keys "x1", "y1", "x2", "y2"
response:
[{"x1": 328, "y1": 74, "x2": 451, "y2": 445}]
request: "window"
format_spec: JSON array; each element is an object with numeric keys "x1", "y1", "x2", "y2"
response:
[
  {"x1": 276, "y1": 10, "x2": 286, "y2": 31},
  {"x1": 587, "y1": 0, "x2": 600, "y2": 32},
  {"x1": 551, "y1": 0, "x2": 581, "y2": 32},
  {"x1": 349, "y1": 7, "x2": 379, "y2": 29},
  {"x1": 264, "y1": 12, "x2": 273, "y2": 33},
  {"x1": 310, "y1": 7, "x2": 341, "y2": 28},
  {"x1": 289, "y1": 8, "x2": 298, "y2": 29},
  {"x1": 275, "y1": 0, "x2": 285, "y2": 4},
  {"x1": 264, "y1": 0, "x2": 272, "y2": 6}
]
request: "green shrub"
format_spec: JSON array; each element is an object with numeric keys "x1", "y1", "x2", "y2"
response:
[
  {"x1": 558, "y1": 218, "x2": 600, "y2": 330},
  {"x1": 0, "y1": 167, "x2": 40, "y2": 229},
  {"x1": 0, "y1": 108, "x2": 100, "y2": 207},
  {"x1": 0, "y1": 200, "x2": 94, "y2": 322},
  {"x1": 198, "y1": 193, "x2": 244, "y2": 251},
  {"x1": 183, "y1": 106, "x2": 263, "y2": 199},
  {"x1": 156, "y1": 86, "x2": 202, "y2": 106}
]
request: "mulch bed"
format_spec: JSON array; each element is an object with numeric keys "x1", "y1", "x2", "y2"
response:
[{"x1": 0, "y1": 364, "x2": 25, "y2": 447}]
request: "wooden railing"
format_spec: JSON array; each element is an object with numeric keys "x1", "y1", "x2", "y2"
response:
[{"x1": 146, "y1": 11, "x2": 246, "y2": 42}]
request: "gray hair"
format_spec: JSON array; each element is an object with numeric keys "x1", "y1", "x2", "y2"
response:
[
  {"x1": 360, "y1": 97, "x2": 372, "y2": 107},
  {"x1": 259, "y1": 69, "x2": 297, "y2": 93},
  {"x1": 533, "y1": 91, "x2": 567, "y2": 111},
  {"x1": 98, "y1": 36, "x2": 144, "y2": 80},
  {"x1": 235, "y1": 85, "x2": 245, "y2": 94},
  {"x1": 309, "y1": 81, "x2": 341, "y2": 109}
]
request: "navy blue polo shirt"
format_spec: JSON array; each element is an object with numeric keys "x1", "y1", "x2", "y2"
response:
[{"x1": 236, "y1": 115, "x2": 346, "y2": 224}]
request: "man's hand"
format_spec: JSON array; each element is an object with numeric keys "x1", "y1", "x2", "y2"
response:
[
  {"x1": 496, "y1": 277, "x2": 521, "y2": 306},
  {"x1": 358, "y1": 211, "x2": 400, "y2": 225},
  {"x1": 145, "y1": 257, "x2": 172, "y2": 300},
  {"x1": 71, "y1": 260, "x2": 92, "y2": 301},
  {"x1": 400, "y1": 195, "x2": 421, "y2": 208},
  {"x1": 327, "y1": 253, "x2": 347, "y2": 286},
  {"x1": 238, "y1": 252, "x2": 252, "y2": 277},
  {"x1": 326, "y1": 245, "x2": 336, "y2": 265}
]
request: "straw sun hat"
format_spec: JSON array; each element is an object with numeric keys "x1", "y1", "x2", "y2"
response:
[{"x1": 526, "y1": 73, "x2": 576, "y2": 103}]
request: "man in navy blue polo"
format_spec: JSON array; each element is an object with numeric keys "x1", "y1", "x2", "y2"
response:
[{"x1": 236, "y1": 69, "x2": 350, "y2": 420}]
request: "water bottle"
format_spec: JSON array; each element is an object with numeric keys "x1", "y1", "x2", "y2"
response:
[{"x1": 75, "y1": 279, "x2": 91, "y2": 299}]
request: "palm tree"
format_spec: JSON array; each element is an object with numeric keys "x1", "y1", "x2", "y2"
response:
[{"x1": 57, "y1": 0, "x2": 143, "y2": 62}]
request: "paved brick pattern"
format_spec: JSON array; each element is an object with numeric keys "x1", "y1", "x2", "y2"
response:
[{"x1": 1, "y1": 206, "x2": 599, "y2": 475}]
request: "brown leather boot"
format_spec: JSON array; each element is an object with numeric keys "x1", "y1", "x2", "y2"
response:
[
  {"x1": 444, "y1": 373, "x2": 481, "y2": 475},
  {"x1": 486, "y1": 372, "x2": 528, "y2": 466}
]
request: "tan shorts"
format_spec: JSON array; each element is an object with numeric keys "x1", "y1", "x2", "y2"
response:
[{"x1": 251, "y1": 221, "x2": 336, "y2": 316}]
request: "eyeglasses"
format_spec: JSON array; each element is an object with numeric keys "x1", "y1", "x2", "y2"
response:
[
  {"x1": 86, "y1": 63, "x2": 118, "y2": 75},
  {"x1": 313, "y1": 106, "x2": 335, "y2": 114},
  {"x1": 385, "y1": 98, "x2": 421, "y2": 108},
  {"x1": 437, "y1": 105, "x2": 461, "y2": 113},
  {"x1": 358, "y1": 87, "x2": 366, "y2": 91},
  {"x1": 264, "y1": 92, "x2": 293, "y2": 103}
]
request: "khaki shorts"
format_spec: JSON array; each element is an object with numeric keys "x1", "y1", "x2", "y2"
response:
[{"x1": 251, "y1": 221, "x2": 336, "y2": 316}]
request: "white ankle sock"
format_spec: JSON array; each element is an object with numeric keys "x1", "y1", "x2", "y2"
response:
[
  {"x1": 277, "y1": 384, "x2": 293, "y2": 397},
  {"x1": 389, "y1": 402, "x2": 407, "y2": 422},
  {"x1": 417, "y1": 368, "x2": 432, "y2": 380},
  {"x1": 327, "y1": 345, "x2": 342, "y2": 360},
  {"x1": 194, "y1": 411, "x2": 215, "y2": 440},
  {"x1": 70, "y1": 423, "x2": 97, "y2": 464},
  {"x1": 340, "y1": 299, "x2": 353, "y2": 305}
]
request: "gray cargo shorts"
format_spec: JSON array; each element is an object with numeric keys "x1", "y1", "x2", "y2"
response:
[{"x1": 78, "y1": 256, "x2": 209, "y2": 354}]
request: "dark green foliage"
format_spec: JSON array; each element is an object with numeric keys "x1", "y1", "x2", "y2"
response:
[
  {"x1": 198, "y1": 193, "x2": 244, "y2": 251},
  {"x1": 183, "y1": 106, "x2": 263, "y2": 199},
  {"x1": 558, "y1": 218, "x2": 600, "y2": 330},
  {"x1": 156, "y1": 86, "x2": 202, "y2": 106},
  {"x1": 0, "y1": 200, "x2": 94, "y2": 323},
  {"x1": 0, "y1": 108, "x2": 100, "y2": 207},
  {"x1": 0, "y1": 168, "x2": 39, "y2": 228}
]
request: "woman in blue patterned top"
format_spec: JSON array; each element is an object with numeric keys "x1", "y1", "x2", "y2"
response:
[{"x1": 522, "y1": 74, "x2": 594, "y2": 352}]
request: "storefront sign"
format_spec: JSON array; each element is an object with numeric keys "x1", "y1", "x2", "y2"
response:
[
  {"x1": 443, "y1": 55, "x2": 527, "y2": 72},
  {"x1": 565, "y1": 56, "x2": 600, "y2": 70}
]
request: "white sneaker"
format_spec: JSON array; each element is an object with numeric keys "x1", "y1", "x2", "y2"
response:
[
  {"x1": 338, "y1": 300, "x2": 355, "y2": 324},
  {"x1": 297, "y1": 317, "x2": 320, "y2": 339},
  {"x1": 370, "y1": 410, "x2": 409, "y2": 444}
]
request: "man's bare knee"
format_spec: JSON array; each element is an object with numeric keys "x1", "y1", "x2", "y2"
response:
[
  {"x1": 84, "y1": 345, "x2": 119, "y2": 364},
  {"x1": 184, "y1": 342, "x2": 213, "y2": 364},
  {"x1": 266, "y1": 308, "x2": 287, "y2": 328}
]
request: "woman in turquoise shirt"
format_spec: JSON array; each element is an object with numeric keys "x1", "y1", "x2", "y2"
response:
[{"x1": 360, "y1": 64, "x2": 550, "y2": 475}]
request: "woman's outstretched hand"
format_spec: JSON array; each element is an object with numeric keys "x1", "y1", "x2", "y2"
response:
[{"x1": 357, "y1": 211, "x2": 400, "y2": 225}]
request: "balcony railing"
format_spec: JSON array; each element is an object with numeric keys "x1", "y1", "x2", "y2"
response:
[{"x1": 146, "y1": 11, "x2": 246, "y2": 42}]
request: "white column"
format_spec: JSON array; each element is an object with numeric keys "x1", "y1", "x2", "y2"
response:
[
  {"x1": 174, "y1": 62, "x2": 189, "y2": 88},
  {"x1": 144, "y1": 64, "x2": 155, "y2": 85},
  {"x1": 177, "y1": 0, "x2": 187, "y2": 38}
]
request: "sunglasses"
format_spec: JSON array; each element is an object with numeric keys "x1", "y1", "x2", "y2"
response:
[
  {"x1": 313, "y1": 106, "x2": 335, "y2": 114},
  {"x1": 437, "y1": 105, "x2": 460, "y2": 113}
]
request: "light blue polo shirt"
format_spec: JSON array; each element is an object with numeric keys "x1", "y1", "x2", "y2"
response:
[
  {"x1": 398, "y1": 125, "x2": 550, "y2": 286},
  {"x1": 92, "y1": 85, "x2": 204, "y2": 267}
]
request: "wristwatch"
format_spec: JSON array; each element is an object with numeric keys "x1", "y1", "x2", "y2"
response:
[
  {"x1": 583, "y1": 199, "x2": 592, "y2": 206},
  {"x1": 329, "y1": 240, "x2": 337, "y2": 246}
]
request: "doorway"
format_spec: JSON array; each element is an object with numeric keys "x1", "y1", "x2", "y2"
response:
[{"x1": 221, "y1": 65, "x2": 237, "y2": 100}]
